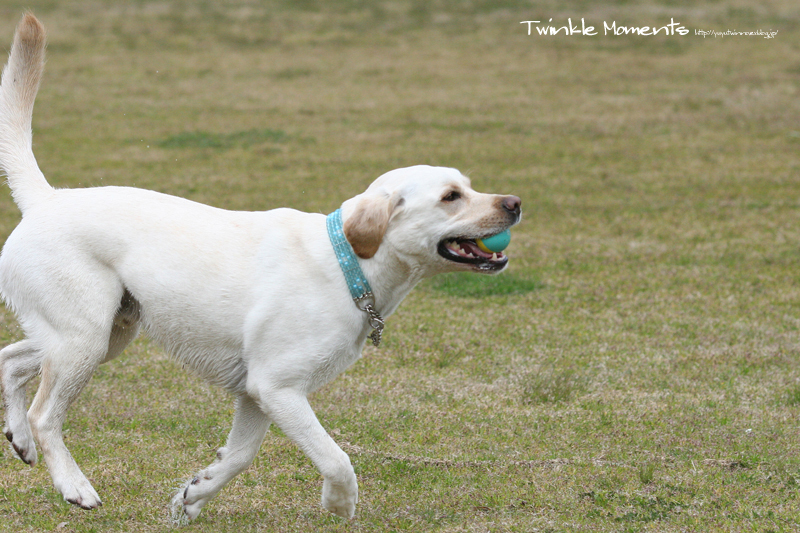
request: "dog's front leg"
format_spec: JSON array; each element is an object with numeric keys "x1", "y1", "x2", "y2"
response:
[
  {"x1": 173, "y1": 394, "x2": 270, "y2": 523},
  {"x1": 258, "y1": 387, "x2": 358, "y2": 519}
]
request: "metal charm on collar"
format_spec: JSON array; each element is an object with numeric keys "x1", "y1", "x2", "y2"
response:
[
  {"x1": 327, "y1": 208, "x2": 386, "y2": 347},
  {"x1": 355, "y1": 294, "x2": 385, "y2": 347}
]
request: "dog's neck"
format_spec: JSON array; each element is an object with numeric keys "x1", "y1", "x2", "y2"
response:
[{"x1": 358, "y1": 246, "x2": 426, "y2": 320}]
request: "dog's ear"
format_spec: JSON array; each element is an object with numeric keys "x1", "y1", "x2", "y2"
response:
[{"x1": 343, "y1": 194, "x2": 398, "y2": 259}]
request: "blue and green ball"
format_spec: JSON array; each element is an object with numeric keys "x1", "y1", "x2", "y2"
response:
[{"x1": 476, "y1": 229, "x2": 511, "y2": 253}]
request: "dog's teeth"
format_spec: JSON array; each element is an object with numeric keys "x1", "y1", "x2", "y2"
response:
[{"x1": 492, "y1": 253, "x2": 498, "y2": 261}]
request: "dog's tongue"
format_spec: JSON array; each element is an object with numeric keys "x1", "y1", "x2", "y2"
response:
[{"x1": 460, "y1": 240, "x2": 494, "y2": 259}]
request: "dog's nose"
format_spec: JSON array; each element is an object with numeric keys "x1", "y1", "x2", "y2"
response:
[{"x1": 502, "y1": 195, "x2": 521, "y2": 216}]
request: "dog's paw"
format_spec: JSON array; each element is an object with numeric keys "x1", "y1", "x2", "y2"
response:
[
  {"x1": 322, "y1": 474, "x2": 358, "y2": 519},
  {"x1": 169, "y1": 488, "x2": 192, "y2": 526},
  {"x1": 171, "y1": 477, "x2": 208, "y2": 524},
  {"x1": 4, "y1": 427, "x2": 37, "y2": 465},
  {"x1": 59, "y1": 479, "x2": 102, "y2": 510}
]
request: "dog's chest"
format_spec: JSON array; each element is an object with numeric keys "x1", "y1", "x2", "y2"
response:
[{"x1": 302, "y1": 343, "x2": 364, "y2": 394}]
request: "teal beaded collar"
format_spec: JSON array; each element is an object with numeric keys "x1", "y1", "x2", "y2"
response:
[{"x1": 326, "y1": 208, "x2": 385, "y2": 346}]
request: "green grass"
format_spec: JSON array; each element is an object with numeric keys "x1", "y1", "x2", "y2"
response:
[
  {"x1": 1, "y1": 0, "x2": 800, "y2": 531},
  {"x1": 157, "y1": 128, "x2": 289, "y2": 150},
  {"x1": 424, "y1": 272, "x2": 544, "y2": 298},
  {"x1": 521, "y1": 367, "x2": 586, "y2": 405}
]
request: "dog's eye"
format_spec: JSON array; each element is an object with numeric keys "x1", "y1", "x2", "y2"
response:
[{"x1": 441, "y1": 190, "x2": 462, "y2": 203}]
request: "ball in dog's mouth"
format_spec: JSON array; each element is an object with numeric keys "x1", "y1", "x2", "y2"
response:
[
  {"x1": 476, "y1": 229, "x2": 510, "y2": 253},
  {"x1": 437, "y1": 232, "x2": 510, "y2": 272}
]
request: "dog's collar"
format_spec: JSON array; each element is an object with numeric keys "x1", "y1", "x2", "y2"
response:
[{"x1": 326, "y1": 208, "x2": 384, "y2": 347}]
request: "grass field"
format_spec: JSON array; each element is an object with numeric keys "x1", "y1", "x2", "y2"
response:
[{"x1": 1, "y1": 1, "x2": 799, "y2": 531}]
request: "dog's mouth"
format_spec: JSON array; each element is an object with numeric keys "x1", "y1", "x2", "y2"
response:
[{"x1": 437, "y1": 236, "x2": 509, "y2": 272}]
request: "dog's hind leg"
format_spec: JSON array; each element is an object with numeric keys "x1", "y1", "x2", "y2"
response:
[
  {"x1": 27, "y1": 327, "x2": 112, "y2": 510},
  {"x1": 21, "y1": 273, "x2": 130, "y2": 510},
  {"x1": 1, "y1": 339, "x2": 42, "y2": 465},
  {"x1": 174, "y1": 394, "x2": 270, "y2": 522},
  {"x1": 1, "y1": 288, "x2": 139, "y2": 470}
]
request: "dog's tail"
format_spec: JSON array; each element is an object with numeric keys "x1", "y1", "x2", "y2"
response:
[{"x1": 0, "y1": 13, "x2": 53, "y2": 215}]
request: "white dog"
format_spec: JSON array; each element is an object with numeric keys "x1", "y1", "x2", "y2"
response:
[{"x1": 0, "y1": 14, "x2": 520, "y2": 521}]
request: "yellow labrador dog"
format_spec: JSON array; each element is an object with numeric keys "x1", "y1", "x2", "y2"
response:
[{"x1": 0, "y1": 14, "x2": 521, "y2": 521}]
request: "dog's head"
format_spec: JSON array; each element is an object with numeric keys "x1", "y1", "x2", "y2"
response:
[{"x1": 341, "y1": 165, "x2": 521, "y2": 276}]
